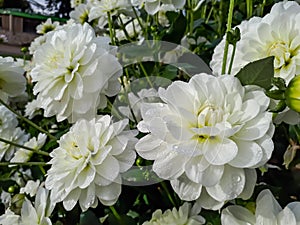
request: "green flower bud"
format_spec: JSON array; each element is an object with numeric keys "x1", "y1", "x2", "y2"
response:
[{"x1": 285, "y1": 75, "x2": 300, "y2": 112}]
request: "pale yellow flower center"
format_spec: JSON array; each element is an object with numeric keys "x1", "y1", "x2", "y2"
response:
[
  {"x1": 197, "y1": 104, "x2": 223, "y2": 127},
  {"x1": 267, "y1": 41, "x2": 291, "y2": 68}
]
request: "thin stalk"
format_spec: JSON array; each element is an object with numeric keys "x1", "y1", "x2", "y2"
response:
[
  {"x1": 132, "y1": 6, "x2": 146, "y2": 36},
  {"x1": 107, "y1": 11, "x2": 116, "y2": 45},
  {"x1": 260, "y1": 0, "x2": 267, "y2": 17},
  {"x1": 117, "y1": 15, "x2": 132, "y2": 41},
  {"x1": 187, "y1": 0, "x2": 194, "y2": 34},
  {"x1": 139, "y1": 62, "x2": 154, "y2": 88},
  {"x1": 246, "y1": 0, "x2": 253, "y2": 18},
  {"x1": 0, "y1": 137, "x2": 49, "y2": 156},
  {"x1": 0, "y1": 162, "x2": 47, "y2": 166},
  {"x1": 0, "y1": 99, "x2": 56, "y2": 140},
  {"x1": 109, "y1": 206, "x2": 124, "y2": 225},
  {"x1": 221, "y1": 0, "x2": 235, "y2": 74},
  {"x1": 227, "y1": 43, "x2": 237, "y2": 74},
  {"x1": 161, "y1": 181, "x2": 176, "y2": 207}
]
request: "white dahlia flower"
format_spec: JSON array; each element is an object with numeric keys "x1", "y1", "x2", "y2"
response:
[
  {"x1": 36, "y1": 18, "x2": 60, "y2": 34},
  {"x1": 0, "y1": 186, "x2": 55, "y2": 225},
  {"x1": 45, "y1": 115, "x2": 137, "y2": 211},
  {"x1": 89, "y1": 0, "x2": 132, "y2": 27},
  {"x1": 221, "y1": 189, "x2": 300, "y2": 225},
  {"x1": 118, "y1": 88, "x2": 159, "y2": 122},
  {"x1": 136, "y1": 73, "x2": 274, "y2": 209},
  {"x1": 142, "y1": 202, "x2": 205, "y2": 225},
  {"x1": 210, "y1": 1, "x2": 300, "y2": 83},
  {"x1": 70, "y1": 3, "x2": 92, "y2": 24},
  {"x1": 30, "y1": 23, "x2": 122, "y2": 123},
  {"x1": 11, "y1": 133, "x2": 47, "y2": 164},
  {"x1": 144, "y1": 0, "x2": 186, "y2": 15},
  {"x1": 0, "y1": 56, "x2": 26, "y2": 102}
]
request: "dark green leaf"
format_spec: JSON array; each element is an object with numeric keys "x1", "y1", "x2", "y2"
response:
[
  {"x1": 80, "y1": 210, "x2": 101, "y2": 225},
  {"x1": 235, "y1": 56, "x2": 274, "y2": 90},
  {"x1": 266, "y1": 89, "x2": 285, "y2": 100}
]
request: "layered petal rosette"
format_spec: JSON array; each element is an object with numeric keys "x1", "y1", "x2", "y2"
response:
[
  {"x1": 210, "y1": 1, "x2": 300, "y2": 83},
  {"x1": 0, "y1": 56, "x2": 26, "y2": 102},
  {"x1": 221, "y1": 189, "x2": 300, "y2": 225},
  {"x1": 30, "y1": 23, "x2": 122, "y2": 123},
  {"x1": 142, "y1": 202, "x2": 205, "y2": 225},
  {"x1": 136, "y1": 73, "x2": 274, "y2": 209},
  {"x1": 45, "y1": 115, "x2": 137, "y2": 211}
]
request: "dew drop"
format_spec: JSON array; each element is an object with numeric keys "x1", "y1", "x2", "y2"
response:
[{"x1": 232, "y1": 175, "x2": 241, "y2": 183}]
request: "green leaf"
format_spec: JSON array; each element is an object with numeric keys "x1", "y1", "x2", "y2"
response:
[
  {"x1": 80, "y1": 210, "x2": 101, "y2": 225},
  {"x1": 235, "y1": 56, "x2": 274, "y2": 90}
]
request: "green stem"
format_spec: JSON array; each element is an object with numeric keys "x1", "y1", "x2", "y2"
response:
[
  {"x1": 139, "y1": 62, "x2": 154, "y2": 88},
  {"x1": 0, "y1": 162, "x2": 47, "y2": 166},
  {"x1": 227, "y1": 43, "x2": 236, "y2": 74},
  {"x1": 107, "y1": 11, "x2": 116, "y2": 45},
  {"x1": 260, "y1": 0, "x2": 267, "y2": 17},
  {"x1": 0, "y1": 137, "x2": 49, "y2": 156},
  {"x1": 132, "y1": 6, "x2": 146, "y2": 36},
  {"x1": 109, "y1": 206, "x2": 123, "y2": 224},
  {"x1": 187, "y1": 0, "x2": 194, "y2": 34},
  {"x1": 161, "y1": 181, "x2": 176, "y2": 207},
  {"x1": 246, "y1": 0, "x2": 253, "y2": 18},
  {"x1": 0, "y1": 99, "x2": 57, "y2": 141},
  {"x1": 221, "y1": 0, "x2": 235, "y2": 74},
  {"x1": 117, "y1": 15, "x2": 132, "y2": 41}
]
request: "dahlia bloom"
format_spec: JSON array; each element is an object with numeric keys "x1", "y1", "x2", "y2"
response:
[
  {"x1": 0, "y1": 186, "x2": 55, "y2": 225},
  {"x1": 30, "y1": 23, "x2": 122, "y2": 123},
  {"x1": 210, "y1": 1, "x2": 300, "y2": 83},
  {"x1": 36, "y1": 18, "x2": 60, "y2": 34},
  {"x1": 143, "y1": 0, "x2": 186, "y2": 15},
  {"x1": 142, "y1": 202, "x2": 205, "y2": 225},
  {"x1": 221, "y1": 189, "x2": 300, "y2": 225},
  {"x1": 136, "y1": 73, "x2": 274, "y2": 209},
  {"x1": 0, "y1": 105, "x2": 29, "y2": 161},
  {"x1": 118, "y1": 88, "x2": 159, "y2": 122},
  {"x1": 11, "y1": 133, "x2": 47, "y2": 164},
  {"x1": 45, "y1": 115, "x2": 137, "y2": 211},
  {"x1": 88, "y1": 0, "x2": 132, "y2": 28},
  {"x1": 0, "y1": 56, "x2": 26, "y2": 102}
]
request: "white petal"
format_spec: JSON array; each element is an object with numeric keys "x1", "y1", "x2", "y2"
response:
[
  {"x1": 185, "y1": 157, "x2": 224, "y2": 186},
  {"x1": 221, "y1": 205, "x2": 256, "y2": 225},
  {"x1": 206, "y1": 166, "x2": 245, "y2": 202},
  {"x1": 229, "y1": 140, "x2": 263, "y2": 168},
  {"x1": 255, "y1": 189, "x2": 282, "y2": 222},
  {"x1": 96, "y1": 177, "x2": 121, "y2": 206},
  {"x1": 63, "y1": 188, "x2": 81, "y2": 211},
  {"x1": 238, "y1": 169, "x2": 257, "y2": 200},
  {"x1": 277, "y1": 207, "x2": 297, "y2": 225},
  {"x1": 153, "y1": 151, "x2": 186, "y2": 179},
  {"x1": 170, "y1": 175, "x2": 202, "y2": 201},
  {"x1": 287, "y1": 202, "x2": 300, "y2": 223},
  {"x1": 204, "y1": 138, "x2": 238, "y2": 165}
]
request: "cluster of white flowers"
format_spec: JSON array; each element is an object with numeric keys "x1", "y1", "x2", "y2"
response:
[
  {"x1": 221, "y1": 189, "x2": 300, "y2": 225},
  {"x1": 0, "y1": 185, "x2": 55, "y2": 225},
  {"x1": 45, "y1": 115, "x2": 137, "y2": 211},
  {"x1": 2, "y1": 0, "x2": 300, "y2": 224},
  {"x1": 136, "y1": 73, "x2": 274, "y2": 209}
]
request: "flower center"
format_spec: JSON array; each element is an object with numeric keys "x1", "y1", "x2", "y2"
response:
[
  {"x1": 267, "y1": 41, "x2": 291, "y2": 69},
  {"x1": 197, "y1": 104, "x2": 223, "y2": 128}
]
